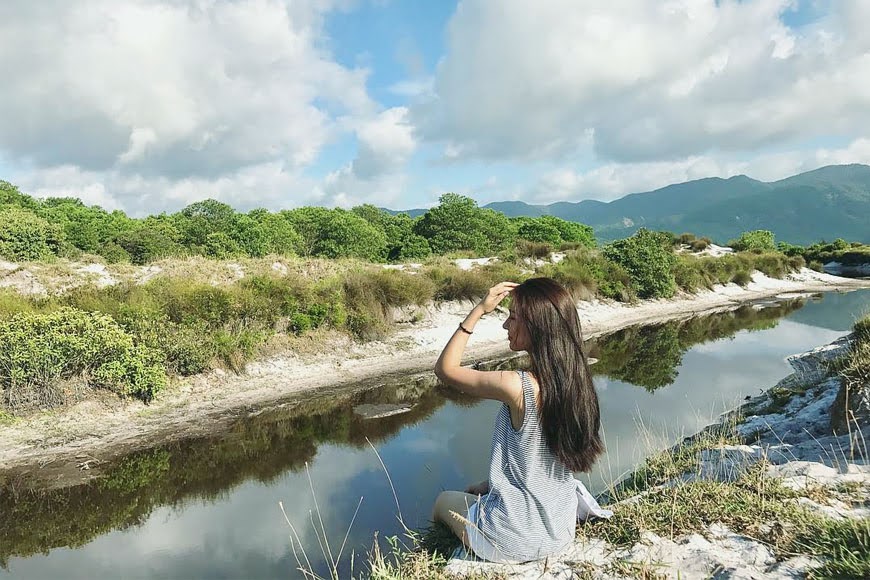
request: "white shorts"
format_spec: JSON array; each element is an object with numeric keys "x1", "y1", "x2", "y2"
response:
[{"x1": 464, "y1": 501, "x2": 519, "y2": 564}]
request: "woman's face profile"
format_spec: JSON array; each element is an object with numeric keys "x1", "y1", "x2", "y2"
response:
[{"x1": 503, "y1": 305, "x2": 530, "y2": 352}]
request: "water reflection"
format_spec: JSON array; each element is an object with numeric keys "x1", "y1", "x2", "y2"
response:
[{"x1": 2, "y1": 290, "x2": 870, "y2": 579}]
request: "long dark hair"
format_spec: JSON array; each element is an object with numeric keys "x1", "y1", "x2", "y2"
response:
[{"x1": 512, "y1": 277, "x2": 603, "y2": 472}]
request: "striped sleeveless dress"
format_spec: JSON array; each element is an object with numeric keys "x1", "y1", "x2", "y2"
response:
[{"x1": 471, "y1": 370, "x2": 579, "y2": 562}]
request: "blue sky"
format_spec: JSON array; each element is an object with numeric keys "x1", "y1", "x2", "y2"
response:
[{"x1": 0, "y1": 0, "x2": 868, "y2": 216}]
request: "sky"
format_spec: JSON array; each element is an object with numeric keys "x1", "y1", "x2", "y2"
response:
[{"x1": 1, "y1": 0, "x2": 869, "y2": 216}]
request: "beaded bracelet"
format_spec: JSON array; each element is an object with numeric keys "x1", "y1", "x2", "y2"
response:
[{"x1": 458, "y1": 322, "x2": 473, "y2": 335}]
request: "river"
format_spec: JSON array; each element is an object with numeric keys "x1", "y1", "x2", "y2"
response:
[{"x1": 2, "y1": 289, "x2": 870, "y2": 579}]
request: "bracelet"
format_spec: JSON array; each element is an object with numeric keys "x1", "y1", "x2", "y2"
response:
[{"x1": 458, "y1": 322, "x2": 473, "y2": 335}]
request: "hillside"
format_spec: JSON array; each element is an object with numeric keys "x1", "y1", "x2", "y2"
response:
[{"x1": 388, "y1": 164, "x2": 870, "y2": 244}]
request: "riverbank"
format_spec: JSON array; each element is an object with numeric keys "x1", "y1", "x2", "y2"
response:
[
  {"x1": 421, "y1": 326, "x2": 870, "y2": 579},
  {"x1": 1, "y1": 268, "x2": 868, "y2": 485}
]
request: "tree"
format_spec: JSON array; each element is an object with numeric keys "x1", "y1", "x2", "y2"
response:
[
  {"x1": 352, "y1": 205, "x2": 431, "y2": 261},
  {"x1": 247, "y1": 209, "x2": 301, "y2": 256},
  {"x1": 284, "y1": 207, "x2": 388, "y2": 261},
  {"x1": 38, "y1": 197, "x2": 134, "y2": 255},
  {"x1": 115, "y1": 217, "x2": 183, "y2": 264},
  {"x1": 603, "y1": 228, "x2": 677, "y2": 299},
  {"x1": 540, "y1": 216, "x2": 595, "y2": 247},
  {"x1": 413, "y1": 193, "x2": 516, "y2": 255},
  {"x1": 517, "y1": 219, "x2": 562, "y2": 245},
  {"x1": 175, "y1": 199, "x2": 238, "y2": 251},
  {"x1": 0, "y1": 181, "x2": 39, "y2": 211},
  {"x1": 728, "y1": 230, "x2": 775, "y2": 252},
  {"x1": 0, "y1": 207, "x2": 65, "y2": 261}
]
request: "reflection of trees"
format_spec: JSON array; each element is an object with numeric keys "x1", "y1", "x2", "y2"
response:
[
  {"x1": 0, "y1": 378, "x2": 452, "y2": 566},
  {"x1": 590, "y1": 300, "x2": 806, "y2": 391}
]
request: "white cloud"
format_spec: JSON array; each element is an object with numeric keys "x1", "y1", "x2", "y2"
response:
[
  {"x1": 416, "y1": 0, "x2": 870, "y2": 163},
  {"x1": 525, "y1": 137, "x2": 870, "y2": 203},
  {"x1": 321, "y1": 107, "x2": 416, "y2": 207},
  {"x1": 0, "y1": 0, "x2": 379, "y2": 212}
]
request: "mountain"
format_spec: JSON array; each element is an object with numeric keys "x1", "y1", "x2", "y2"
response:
[{"x1": 386, "y1": 164, "x2": 870, "y2": 245}]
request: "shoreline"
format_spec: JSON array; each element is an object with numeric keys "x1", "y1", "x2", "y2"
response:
[
  {"x1": 444, "y1": 331, "x2": 870, "y2": 579},
  {"x1": 1, "y1": 268, "x2": 869, "y2": 482}
]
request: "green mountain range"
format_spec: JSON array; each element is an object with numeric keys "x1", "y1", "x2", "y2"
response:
[{"x1": 390, "y1": 164, "x2": 870, "y2": 245}]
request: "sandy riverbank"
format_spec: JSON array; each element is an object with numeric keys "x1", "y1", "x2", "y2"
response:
[{"x1": 1, "y1": 268, "x2": 868, "y2": 482}]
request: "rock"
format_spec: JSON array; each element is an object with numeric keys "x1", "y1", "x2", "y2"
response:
[{"x1": 786, "y1": 338, "x2": 850, "y2": 384}]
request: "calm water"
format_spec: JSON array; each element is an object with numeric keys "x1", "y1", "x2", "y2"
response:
[{"x1": 2, "y1": 290, "x2": 870, "y2": 579}]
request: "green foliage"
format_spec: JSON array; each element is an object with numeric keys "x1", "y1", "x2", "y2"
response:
[
  {"x1": 38, "y1": 198, "x2": 133, "y2": 256},
  {"x1": 603, "y1": 229, "x2": 677, "y2": 299},
  {"x1": 728, "y1": 230, "x2": 776, "y2": 252},
  {"x1": 246, "y1": 209, "x2": 300, "y2": 256},
  {"x1": 0, "y1": 308, "x2": 166, "y2": 407},
  {"x1": 517, "y1": 219, "x2": 561, "y2": 245},
  {"x1": 542, "y1": 249, "x2": 634, "y2": 302},
  {"x1": 342, "y1": 269, "x2": 436, "y2": 340},
  {"x1": 284, "y1": 207, "x2": 388, "y2": 261},
  {"x1": 0, "y1": 207, "x2": 65, "y2": 261},
  {"x1": 413, "y1": 193, "x2": 516, "y2": 255},
  {"x1": 516, "y1": 239, "x2": 553, "y2": 259},
  {"x1": 115, "y1": 218, "x2": 183, "y2": 264},
  {"x1": 0, "y1": 181, "x2": 39, "y2": 210},
  {"x1": 732, "y1": 270, "x2": 752, "y2": 287}
]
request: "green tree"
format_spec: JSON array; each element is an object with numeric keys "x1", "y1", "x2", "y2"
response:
[
  {"x1": 413, "y1": 193, "x2": 516, "y2": 255},
  {"x1": 517, "y1": 218, "x2": 562, "y2": 245},
  {"x1": 284, "y1": 207, "x2": 388, "y2": 261},
  {"x1": 0, "y1": 207, "x2": 65, "y2": 261},
  {"x1": 728, "y1": 230, "x2": 776, "y2": 252},
  {"x1": 175, "y1": 199, "x2": 238, "y2": 252},
  {"x1": 115, "y1": 217, "x2": 183, "y2": 264},
  {"x1": 541, "y1": 216, "x2": 596, "y2": 247},
  {"x1": 247, "y1": 209, "x2": 301, "y2": 256},
  {"x1": 0, "y1": 181, "x2": 39, "y2": 211},
  {"x1": 603, "y1": 228, "x2": 677, "y2": 299},
  {"x1": 352, "y1": 205, "x2": 430, "y2": 261},
  {"x1": 38, "y1": 198, "x2": 134, "y2": 255}
]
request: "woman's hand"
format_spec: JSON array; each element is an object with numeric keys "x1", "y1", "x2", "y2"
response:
[
  {"x1": 465, "y1": 479, "x2": 490, "y2": 496},
  {"x1": 477, "y1": 281, "x2": 518, "y2": 315}
]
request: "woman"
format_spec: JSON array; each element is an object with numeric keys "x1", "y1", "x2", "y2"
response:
[{"x1": 432, "y1": 277, "x2": 608, "y2": 563}]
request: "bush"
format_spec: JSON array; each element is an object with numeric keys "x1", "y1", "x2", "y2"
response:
[
  {"x1": 0, "y1": 207, "x2": 65, "y2": 261},
  {"x1": 543, "y1": 249, "x2": 634, "y2": 302},
  {"x1": 728, "y1": 230, "x2": 775, "y2": 252},
  {"x1": 732, "y1": 270, "x2": 752, "y2": 287},
  {"x1": 689, "y1": 238, "x2": 710, "y2": 252},
  {"x1": 342, "y1": 269, "x2": 436, "y2": 340},
  {"x1": 809, "y1": 260, "x2": 824, "y2": 272},
  {"x1": 603, "y1": 229, "x2": 677, "y2": 299},
  {"x1": 0, "y1": 308, "x2": 166, "y2": 408},
  {"x1": 100, "y1": 242, "x2": 131, "y2": 264},
  {"x1": 516, "y1": 240, "x2": 553, "y2": 259}
]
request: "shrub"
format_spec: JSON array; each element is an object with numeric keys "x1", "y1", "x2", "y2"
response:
[
  {"x1": 100, "y1": 242, "x2": 131, "y2": 264},
  {"x1": 544, "y1": 249, "x2": 634, "y2": 302},
  {"x1": 689, "y1": 237, "x2": 710, "y2": 252},
  {"x1": 732, "y1": 270, "x2": 752, "y2": 287},
  {"x1": 0, "y1": 308, "x2": 166, "y2": 408},
  {"x1": 517, "y1": 219, "x2": 562, "y2": 246},
  {"x1": 728, "y1": 230, "x2": 775, "y2": 252},
  {"x1": 672, "y1": 256, "x2": 705, "y2": 293},
  {"x1": 603, "y1": 229, "x2": 677, "y2": 299},
  {"x1": 342, "y1": 269, "x2": 436, "y2": 339},
  {"x1": 809, "y1": 260, "x2": 824, "y2": 272},
  {"x1": 516, "y1": 240, "x2": 553, "y2": 259},
  {"x1": 0, "y1": 207, "x2": 65, "y2": 261},
  {"x1": 413, "y1": 193, "x2": 517, "y2": 256}
]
